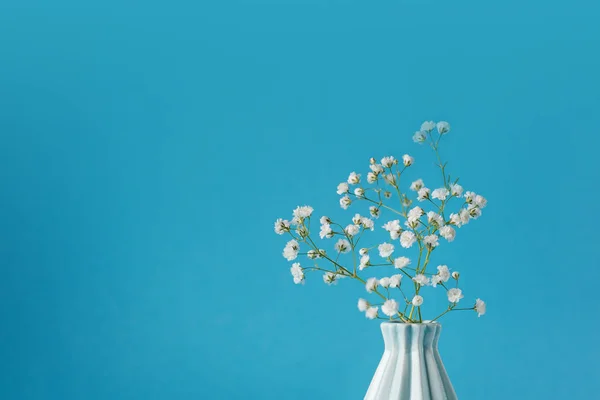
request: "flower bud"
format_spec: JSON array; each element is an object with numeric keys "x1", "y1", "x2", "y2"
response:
[
  {"x1": 452, "y1": 271, "x2": 460, "y2": 280},
  {"x1": 359, "y1": 248, "x2": 368, "y2": 256},
  {"x1": 369, "y1": 157, "x2": 376, "y2": 165},
  {"x1": 384, "y1": 191, "x2": 392, "y2": 199}
]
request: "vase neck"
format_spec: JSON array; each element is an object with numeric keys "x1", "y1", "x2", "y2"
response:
[{"x1": 381, "y1": 323, "x2": 441, "y2": 353}]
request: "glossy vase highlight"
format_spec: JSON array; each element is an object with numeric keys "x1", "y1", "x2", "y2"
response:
[{"x1": 364, "y1": 322, "x2": 457, "y2": 400}]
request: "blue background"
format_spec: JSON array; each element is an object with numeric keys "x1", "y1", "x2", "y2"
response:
[{"x1": 1, "y1": 0, "x2": 599, "y2": 399}]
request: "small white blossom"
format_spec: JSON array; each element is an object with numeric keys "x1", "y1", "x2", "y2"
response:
[
  {"x1": 348, "y1": 172, "x2": 361, "y2": 185},
  {"x1": 340, "y1": 195, "x2": 352, "y2": 210},
  {"x1": 437, "y1": 121, "x2": 450, "y2": 134},
  {"x1": 437, "y1": 265, "x2": 451, "y2": 282},
  {"x1": 449, "y1": 213, "x2": 461, "y2": 226},
  {"x1": 370, "y1": 163, "x2": 384, "y2": 174},
  {"x1": 359, "y1": 248, "x2": 369, "y2": 256},
  {"x1": 421, "y1": 121, "x2": 436, "y2": 132},
  {"x1": 412, "y1": 295, "x2": 424, "y2": 306},
  {"x1": 359, "y1": 254, "x2": 370, "y2": 270},
  {"x1": 320, "y1": 216, "x2": 331, "y2": 225},
  {"x1": 459, "y1": 209, "x2": 470, "y2": 225},
  {"x1": 369, "y1": 206, "x2": 380, "y2": 219},
  {"x1": 400, "y1": 231, "x2": 417, "y2": 248},
  {"x1": 450, "y1": 184, "x2": 463, "y2": 197},
  {"x1": 290, "y1": 263, "x2": 304, "y2": 284},
  {"x1": 408, "y1": 206, "x2": 424, "y2": 222},
  {"x1": 464, "y1": 191, "x2": 476, "y2": 204},
  {"x1": 383, "y1": 191, "x2": 392, "y2": 199},
  {"x1": 394, "y1": 256, "x2": 411, "y2": 269},
  {"x1": 475, "y1": 298, "x2": 486, "y2": 317},
  {"x1": 381, "y1": 156, "x2": 396, "y2": 168},
  {"x1": 427, "y1": 211, "x2": 443, "y2": 227},
  {"x1": 352, "y1": 214, "x2": 362, "y2": 224},
  {"x1": 383, "y1": 173, "x2": 396, "y2": 185},
  {"x1": 452, "y1": 271, "x2": 460, "y2": 280},
  {"x1": 335, "y1": 239, "x2": 351, "y2": 253},
  {"x1": 293, "y1": 206, "x2": 314, "y2": 220},
  {"x1": 447, "y1": 288, "x2": 464, "y2": 303},
  {"x1": 354, "y1": 187, "x2": 365, "y2": 198},
  {"x1": 389, "y1": 274, "x2": 402, "y2": 288},
  {"x1": 383, "y1": 220, "x2": 402, "y2": 240},
  {"x1": 283, "y1": 239, "x2": 299, "y2": 261},
  {"x1": 345, "y1": 224, "x2": 360, "y2": 237},
  {"x1": 413, "y1": 274, "x2": 430, "y2": 286},
  {"x1": 468, "y1": 205, "x2": 482, "y2": 219},
  {"x1": 323, "y1": 272, "x2": 338, "y2": 285},
  {"x1": 417, "y1": 187, "x2": 430, "y2": 201},
  {"x1": 475, "y1": 195, "x2": 487, "y2": 208},
  {"x1": 337, "y1": 182, "x2": 349, "y2": 195},
  {"x1": 367, "y1": 172, "x2": 378, "y2": 183},
  {"x1": 382, "y1": 299, "x2": 399, "y2": 317},
  {"x1": 307, "y1": 249, "x2": 320, "y2": 259},
  {"x1": 358, "y1": 298, "x2": 369, "y2": 312},
  {"x1": 379, "y1": 277, "x2": 391, "y2": 288},
  {"x1": 366, "y1": 277, "x2": 378, "y2": 293},
  {"x1": 424, "y1": 234, "x2": 439, "y2": 248},
  {"x1": 431, "y1": 188, "x2": 450, "y2": 201},
  {"x1": 410, "y1": 179, "x2": 424, "y2": 191},
  {"x1": 320, "y1": 223, "x2": 333, "y2": 239},
  {"x1": 361, "y1": 217, "x2": 375, "y2": 231},
  {"x1": 439, "y1": 225, "x2": 456, "y2": 242},
  {"x1": 378, "y1": 242, "x2": 395, "y2": 258},
  {"x1": 413, "y1": 131, "x2": 426, "y2": 143},
  {"x1": 274, "y1": 218, "x2": 291, "y2": 235},
  {"x1": 431, "y1": 275, "x2": 442, "y2": 287},
  {"x1": 403, "y1": 154, "x2": 414, "y2": 167},
  {"x1": 365, "y1": 306, "x2": 379, "y2": 319}
]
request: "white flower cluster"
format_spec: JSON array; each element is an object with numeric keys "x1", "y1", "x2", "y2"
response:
[{"x1": 275, "y1": 120, "x2": 487, "y2": 323}]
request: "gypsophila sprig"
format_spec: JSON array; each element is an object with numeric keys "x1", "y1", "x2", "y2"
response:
[{"x1": 274, "y1": 120, "x2": 488, "y2": 323}]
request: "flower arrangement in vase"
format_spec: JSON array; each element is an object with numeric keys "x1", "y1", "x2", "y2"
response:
[{"x1": 274, "y1": 121, "x2": 487, "y2": 400}]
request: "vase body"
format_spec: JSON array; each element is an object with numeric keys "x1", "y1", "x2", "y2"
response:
[{"x1": 364, "y1": 322, "x2": 457, "y2": 400}]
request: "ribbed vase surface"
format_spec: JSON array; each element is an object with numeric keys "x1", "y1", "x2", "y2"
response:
[{"x1": 364, "y1": 322, "x2": 457, "y2": 400}]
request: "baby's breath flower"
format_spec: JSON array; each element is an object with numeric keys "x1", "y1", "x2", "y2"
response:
[
  {"x1": 367, "y1": 172, "x2": 378, "y2": 183},
  {"x1": 431, "y1": 275, "x2": 442, "y2": 287},
  {"x1": 451, "y1": 184, "x2": 463, "y2": 197},
  {"x1": 345, "y1": 224, "x2": 360, "y2": 237},
  {"x1": 283, "y1": 239, "x2": 300, "y2": 261},
  {"x1": 365, "y1": 306, "x2": 379, "y2": 319},
  {"x1": 427, "y1": 211, "x2": 443, "y2": 227},
  {"x1": 475, "y1": 195, "x2": 487, "y2": 208},
  {"x1": 431, "y1": 188, "x2": 450, "y2": 201},
  {"x1": 359, "y1": 254, "x2": 370, "y2": 270},
  {"x1": 335, "y1": 239, "x2": 351, "y2": 253},
  {"x1": 413, "y1": 274, "x2": 430, "y2": 286},
  {"x1": 352, "y1": 214, "x2": 362, "y2": 224},
  {"x1": 413, "y1": 131, "x2": 426, "y2": 143},
  {"x1": 424, "y1": 234, "x2": 439, "y2": 249},
  {"x1": 340, "y1": 196, "x2": 352, "y2": 210},
  {"x1": 307, "y1": 249, "x2": 320, "y2": 259},
  {"x1": 459, "y1": 209, "x2": 470, "y2": 225},
  {"x1": 361, "y1": 217, "x2": 375, "y2": 231},
  {"x1": 439, "y1": 225, "x2": 456, "y2": 242},
  {"x1": 437, "y1": 121, "x2": 450, "y2": 134},
  {"x1": 475, "y1": 298, "x2": 486, "y2": 317},
  {"x1": 383, "y1": 173, "x2": 396, "y2": 185},
  {"x1": 421, "y1": 121, "x2": 435, "y2": 132},
  {"x1": 383, "y1": 191, "x2": 392, "y2": 199},
  {"x1": 274, "y1": 218, "x2": 291, "y2": 235},
  {"x1": 408, "y1": 206, "x2": 424, "y2": 222},
  {"x1": 320, "y1": 216, "x2": 331, "y2": 225},
  {"x1": 381, "y1": 156, "x2": 395, "y2": 168},
  {"x1": 354, "y1": 187, "x2": 365, "y2": 198},
  {"x1": 452, "y1": 271, "x2": 460, "y2": 280},
  {"x1": 417, "y1": 187, "x2": 430, "y2": 201},
  {"x1": 296, "y1": 225, "x2": 308, "y2": 238},
  {"x1": 369, "y1": 206, "x2": 380, "y2": 219},
  {"x1": 468, "y1": 205, "x2": 482, "y2": 219},
  {"x1": 382, "y1": 220, "x2": 402, "y2": 240},
  {"x1": 337, "y1": 183, "x2": 350, "y2": 195},
  {"x1": 394, "y1": 256, "x2": 411, "y2": 269},
  {"x1": 403, "y1": 154, "x2": 414, "y2": 167},
  {"x1": 382, "y1": 299, "x2": 399, "y2": 317},
  {"x1": 323, "y1": 272, "x2": 338, "y2": 285},
  {"x1": 290, "y1": 263, "x2": 305, "y2": 284},
  {"x1": 358, "y1": 298, "x2": 369, "y2": 312},
  {"x1": 437, "y1": 265, "x2": 451, "y2": 282},
  {"x1": 348, "y1": 172, "x2": 361, "y2": 185},
  {"x1": 378, "y1": 242, "x2": 395, "y2": 258},
  {"x1": 370, "y1": 163, "x2": 384, "y2": 174},
  {"x1": 447, "y1": 288, "x2": 464, "y2": 303},
  {"x1": 359, "y1": 248, "x2": 368, "y2": 256},
  {"x1": 449, "y1": 213, "x2": 461, "y2": 226},
  {"x1": 400, "y1": 231, "x2": 417, "y2": 248},
  {"x1": 389, "y1": 274, "x2": 402, "y2": 288},
  {"x1": 379, "y1": 277, "x2": 391, "y2": 288},
  {"x1": 412, "y1": 295, "x2": 424, "y2": 306},
  {"x1": 464, "y1": 191, "x2": 476, "y2": 204},
  {"x1": 366, "y1": 277, "x2": 378, "y2": 293},
  {"x1": 410, "y1": 179, "x2": 424, "y2": 191},
  {"x1": 293, "y1": 206, "x2": 314, "y2": 221},
  {"x1": 319, "y1": 223, "x2": 333, "y2": 239}
]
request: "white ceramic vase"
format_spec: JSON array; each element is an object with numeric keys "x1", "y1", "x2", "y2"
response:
[{"x1": 364, "y1": 322, "x2": 457, "y2": 400}]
